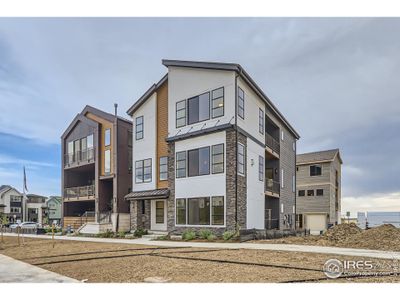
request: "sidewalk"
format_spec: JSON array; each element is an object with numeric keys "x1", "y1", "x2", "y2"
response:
[
  {"x1": 3, "y1": 232, "x2": 400, "y2": 260},
  {"x1": 0, "y1": 254, "x2": 79, "y2": 283}
]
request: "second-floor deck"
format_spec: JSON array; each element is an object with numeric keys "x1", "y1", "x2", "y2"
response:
[
  {"x1": 64, "y1": 147, "x2": 95, "y2": 168},
  {"x1": 265, "y1": 133, "x2": 280, "y2": 158},
  {"x1": 265, "y1": 179, "x2": 280, "y2": 198},
  {"x1": 64, "y1": 185, "x2": 95, "y2": 201}
]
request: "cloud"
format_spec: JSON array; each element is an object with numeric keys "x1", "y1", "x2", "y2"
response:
[
  {"x1": 0, "y1": 153, "x2": 56, "y2": 168},
  {"x1": 342, "y1": 192, "x2": 400, "y2": 217}
]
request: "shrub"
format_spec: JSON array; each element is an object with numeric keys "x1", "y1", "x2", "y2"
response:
[
  {"x1": 117, "y1": 230, "x2": 128, "y2": 238},
  {"x1": 199, "y1": 229, "x2": 213, "y2": 239},
  {"x1": 97, "y1": 230, "x2": 114, "y2": 238},
  {"x1": 223, "y1": 230, "x2": 236, "y2": 241},
  {"x1": 182, "y1": 229, "x2": 196, "y2": 241},
  {"x1": 134, "y1": 228, "x2": 148, "y2": 237},
  {"x1": 207, "y1": 234, "x2": 217, "y2": 241}
]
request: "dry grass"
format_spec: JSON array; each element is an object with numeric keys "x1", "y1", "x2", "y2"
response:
[{"x1": 1, "y1": 236, "x2": 399, "y2": 283}]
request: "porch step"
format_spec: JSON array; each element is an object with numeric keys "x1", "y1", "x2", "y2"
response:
[
  {"x1": 79, "y1": 222, "x2": 112, "y2": 235},
  {"x1": 142, "y1": 231, "x2": 168, "y2": 240}
]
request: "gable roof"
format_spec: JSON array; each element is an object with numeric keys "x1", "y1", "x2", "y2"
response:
[
  {"x1": 0, "y1": 185, "x2": 21, "y2": 197},
  {"x1": 297, "y1": 149, "x2": 343, "y2": 165},
  {"x1": 127, "y1": 74, "x2": 168, "y2": 116},
  {"x1": 162, "y1": 59, "x2": 300, "y2": 139}
]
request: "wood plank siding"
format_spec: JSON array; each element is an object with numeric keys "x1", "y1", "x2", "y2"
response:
[{"x1": 156, "y1": 80, "x2": 169, "y2": 189}]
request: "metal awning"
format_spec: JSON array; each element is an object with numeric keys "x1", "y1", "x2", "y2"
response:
[{"x1": 125, "y1": 188, "x2": 170, "y2": 200}]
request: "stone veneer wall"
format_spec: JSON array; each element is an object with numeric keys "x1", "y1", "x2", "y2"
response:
[
  {"x1": 166, "y1": 128, "x2": 247, "y2": 236},
  {"x1": 129, "y1": 199, "x2": 151, "y2": 231}
]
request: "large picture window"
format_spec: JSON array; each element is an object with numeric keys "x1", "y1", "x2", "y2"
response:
[
  {"x1": 211, "y1": 87, "x2": 224, "y2": 118},
  {"x1": 135, "y1": 116, "x2": 144, "y2": 140},
  {"x1": 188, "y1": 146, "x2": 210, "y2": 177},
  {"x1": 238, "y1": 142, "x2": 245, "y2": 175},
  {"x1": 238, "y1": 87, "x2": 245, "y2": 119},
  {"x1": 188, "y1": 197, "x2": 210, "y2": 225},
  {"x1": 188, "y1": 92, "x2": 210, "y2": 125},
  {"x1": 211, "y1": 144, "x2": 224, "y2": 174},
  {"x1": 135, "y1": 158, "x2": 152, "y2": 183},
  {"x1": 176, "y1": 100, "x2": 186, "y2": 128},
  {"x1": 310, "y1": 165, "x2": 322, "y2": 176},
  {"x1": 159, "y1": 156, "x2": 168, "y2": 181},
  {"x1": 176, "y1": 151, "x2": 187, "y2": 178}
]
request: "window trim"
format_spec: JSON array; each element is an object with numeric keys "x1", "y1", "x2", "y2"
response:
[
  {"x1": 135, "y1": 158, "x2": 152, "y2": 184},
  {"x1": 135, "y1": 116, "x2": 144, "y2": 140},
  {"x1": 159, "y1": 156, "x2": 168, "y2": 181},
  {"x1": 176, "y1": 100, "x2": 186, "y2": 128},
  {"x1": 238, "y1": 87, "x2": 245, "y2": 119},
  {"x1": 176, "y1": 151, "x2": 187, "y2": 178},
  {"x1": 259, "y1": 108, "x2": 264, "y2": 134},
  {"x1": 211, "y1": 144, "x2": 224, "y2": 174},
  {"x1": 211, "y1": 87, "x2": 224, "y2": 119}
]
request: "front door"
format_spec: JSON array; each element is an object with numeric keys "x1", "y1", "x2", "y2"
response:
[{"x1": 151, "y1": 200, "x2": 167, "y2": 231}]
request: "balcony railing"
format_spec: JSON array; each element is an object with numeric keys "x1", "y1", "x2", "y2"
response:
[
  {"x1": 265, "y1": 179, "x2": 280, "y2": 195},
  {"x1": 64, "y1": 185, "x2": 95, "y2": 200},
  {"x1": 64, "y1": 147, "x2": 95, "y2": 167},
  {"x1": 266, "y1": 133, "x2": 280, "y2": 154}
]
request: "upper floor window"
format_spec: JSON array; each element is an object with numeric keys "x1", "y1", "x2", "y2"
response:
[
  {"x1": 298, "y1": 190, "x2": 305, "y2": 197},
  {"x1": 159, "y1": 156, "x2": 168, "y2": 181},
  {"x1": 176, "y1": 100, "x2": 186, "y2": 128},
  {"x1": 307, "y1": 190, "x2": 314, "y2": 196},
  {"x1": 237, "y1": 142, "x2": 245, "y2": 175},
  {"x1": 281, "y1": 168, "x2": 284, "y2": 188},
  {"x1": 105, "y1": 128, "x2": 111, "y2": 146},
  {"x1": 188, "y1": 146, "x2": 210, "y2": 177},
  {"x1": 292, "y1": 141, "x2": 296, "y2": 152},
  {"x1": 104, "y1": 149, "x2": 111, "y2": 174},
  {"x1": 176, "y1": 151, "x2": 187, "y2": 178},
  {"x1": 238, "y1": 87, "x2": 245, "y2": 119},
  {"x1": 281, "y1": 130, "x2": 284, "y2": 141},
  {"x1": 135, "y1": 116, "x2": 144, "y2": 140},
  {"x1": 316, "y1": 189, "x2": 324, "y2": 196},
  {"x1": 259, "y1": 108, "x2": 264, "y2": 134},
  {"x1": 259, "y1": 156, "x2": 264, "y2": 181},
  {"x1": 188, "y1": 92, "x2": 210, "y2": 125},
  {"x1": 135, "y1": 158, "x2": 152, "y2": 183},
  {"x1": 87, "y1": 134, "x2": 94, "y2": 149},
  {"x1": 211, "y1": 144, "x2": 224, "y2": 174},
  {"x1": 310, "y1": 164, "x2": 322, "y2": 176},
  {"x1": 211, "y1": 87, "x2": 224, "y2": 118}
]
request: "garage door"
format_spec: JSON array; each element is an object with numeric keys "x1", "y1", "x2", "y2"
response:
[{"x1": 305, "y1": 214, "x2": 327, "y2": 235}]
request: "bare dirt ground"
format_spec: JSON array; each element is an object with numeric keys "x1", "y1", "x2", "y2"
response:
[
  {"x1": 1, "y1": 236, "x2": 399, "y2": 283},
  {"x1": 250, "y1": 224, "x2": 400, "y2": 252}
]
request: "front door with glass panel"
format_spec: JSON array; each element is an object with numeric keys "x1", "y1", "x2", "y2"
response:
[{"x1": 151, "y1": 200, "x2": 167, "y2": 231}]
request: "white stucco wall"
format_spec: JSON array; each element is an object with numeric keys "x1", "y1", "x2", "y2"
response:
[
  {"x1": 132, "y1": 92, "x2": 157, "y2": 191},
  {"x1": 0, "y1": 189, "x2": 22, "y2": 214},
  {"x1": 167, "y1": 66, "x2": 236, "y2": 138},
  {"x1": 246, "y1": 138, "x2": 265, "y2": 229}
]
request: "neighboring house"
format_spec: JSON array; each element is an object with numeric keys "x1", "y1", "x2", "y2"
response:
[
  {"x1": 26, "y1": 194, "x2": 47, "y2": 224},
  {"x1": 296, "y1": 149, "x2": 343, "y2": 234},
  {"x1": 45, "y1": 196, "x2": 62, "y2": 224},
  {"x1": 0, "y1": 185, "x2": 23, "y2": 223},
  {"x1": 125, "y1": 59, "x2": 299, "y2": 235},
  {"x1": 358, "y1": 211, "x2": 400, "y2": 229},
  {"x1": 61, "y1": 105, "x2": 132, "y2": 233}
]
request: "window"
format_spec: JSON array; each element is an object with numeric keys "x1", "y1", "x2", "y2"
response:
[
  {"x1": 238, "y1": 87, "x2": 245, "y2": 119},
  {"x1": 135, "y1": 116, "x2": 144, "y2": 140},
  {"x1": 258, "y1": 156, "x2": 264, "y2": 181},
  {"x1": 155, "y1": 201, "x2": 164, "y2": 224},
  {"x1": 292, "y1": 175, "x2": 296, "y2": 193},
  {"x1": 176, "y1": 151, "x2": 187, "y2": 178},
  {"x1": 292, "y1": 141, "x2": 296, "y2": 152},
  {"x1": 316, "y1": 189, "x2": 324, "y2": 196},
  {"x1": 310, "y1": 165, "x2": 322, "y2": 176},
  {"x1": 238, "y1": 143, "x2": 245, "y2": 175},
  {"x1": 159, "y1": 156, "x2": 168, "y2": 181},
  {"x1": 105, "y1": 128, "x2": 111, "y2": 146},
  {"x1": 307, "y1": 190, "x2": 314, "y2": 196},
  {"x1": 74, "y1": 139, "x2": 80, "y2": 160},
  {"x1": 298, "y1": 190, "x2": 305, "y2": 197},
  {"x1": 188, "y1": 147, "x2": 210, "y2": 177},
  {"x1": 104, "y1": 149, "x2": 111, "y2": 174},
  {"x1": 211, "y1": 87, "x2": 224, "y2": 118},
  {"x1": 281, "y1": 203, "x2": 284, "y2": 214},
  {"x1": 87, "y1": 134, "x2": 94, "y2": 159},
  {"x1": 176, "y1": 100, "x2": 186, "y2": 128},
  {"x1": 176, "y1": 199, "x2": 186, "y2": 225},
  {"x1": 135, "y1": 158, "x2": 152, "y2": 183},
  {"x1": 188, "y1": 197, "x2": 210, "y2": 225},
  {"x1": 259, "y1": 108, "x2": 264, "y2": 134},
  {"x1": 281, "y1": 169, "x2": 284, "y2": 188},
  {"x1": 212, "y1": 196, "x2": 224, "y2": 225},
  {"x1": 281, "y1": 130, "x2": 284, "y2": 141},
  {"x1": 211, "y1": 144, "x2": 224, "y2": 174},
  {"x1": 188, "y1": 92, "x2": 210, "y2": 125}
]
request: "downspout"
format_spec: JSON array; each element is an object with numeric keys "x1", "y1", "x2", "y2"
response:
[
  {"x1": 113, "y1": 110, "x2": 119, "y2": 232},
  {"x1": 234, "y1": 72, "x2": 239, "y2": 229},
  {"x1": 294, "y1": 140, "x2": 297, "y2": 231}
]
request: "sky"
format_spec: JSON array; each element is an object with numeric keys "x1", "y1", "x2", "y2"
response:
[{"x1": 0, "y1": 18, "x2": 399, "y2": 216}]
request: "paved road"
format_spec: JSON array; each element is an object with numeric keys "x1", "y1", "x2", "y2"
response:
[
  {"x1": 0, "y1": 254, "x2": 79, "y2": 283},
  {"x1": 3, "y1": 233, "x2": 400, "y2": 260}
]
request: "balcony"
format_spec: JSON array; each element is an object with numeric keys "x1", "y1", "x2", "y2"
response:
[
  {"x1": 64, "y1": 147, "x2": 95, "y2": 168},
  {"x1": 265, "y1": 179, "x2": 280, "y2": 198},
  {"x1": 265, "y1": 133, "x2": 280, "y2": 158},
  {"x1": 64, "y1": 185, "x2": 95, "y2": 202}
]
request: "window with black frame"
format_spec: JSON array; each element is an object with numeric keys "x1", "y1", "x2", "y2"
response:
[
  {"x1": 176, "y1": 100, "x2": 186, "y2": 128},
  {"x1": 135, "y1": 158, "x2": 152, "y2": 183},
  {"x1": 238, "y1": 143, "x2": 245, "y2": 175},
  {"x1": 176, "y1": 198, "x2": 186, "y2": 225},
  {"x1": 238, "y1": 87, "x2": 245, "y2": 119},
  {"x1": 188, "y1": 197, "x2": 210, "y2": 225},
  {"x1": 212, "y1": 196, "x2": 224, "y2": 225},
  {"x1": 188, "y1": 146, "x2": 210, "y2": 177},
  {"x1": 159, "y1": 156, "x2": 168, "y2": 181},
  {"x1": 188, "y1": 92, "x2": 210, "y2": 125},
  {"x1": 259, "y1": 108, "x2": 264, "y2": 134},
  {"x1": 211, "y1": 144, "x2": 224, "y2": 174},
  {"x1": 211, "y1": 87, "x2": 224, "y2": 118},
  {"x1": 259, "y1": 155, "x2": 264, "y2": 181},
  {"x1": 310, "y1": 164, "x2": 322, "y2": 176},
  {"x1": 135, "y1": 116, "x2": 144, "y2": 140}
]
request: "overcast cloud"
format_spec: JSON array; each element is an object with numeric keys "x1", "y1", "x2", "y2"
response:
[{"x1": 0, "y1": 18, "x2": 399, "y2": 215}]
